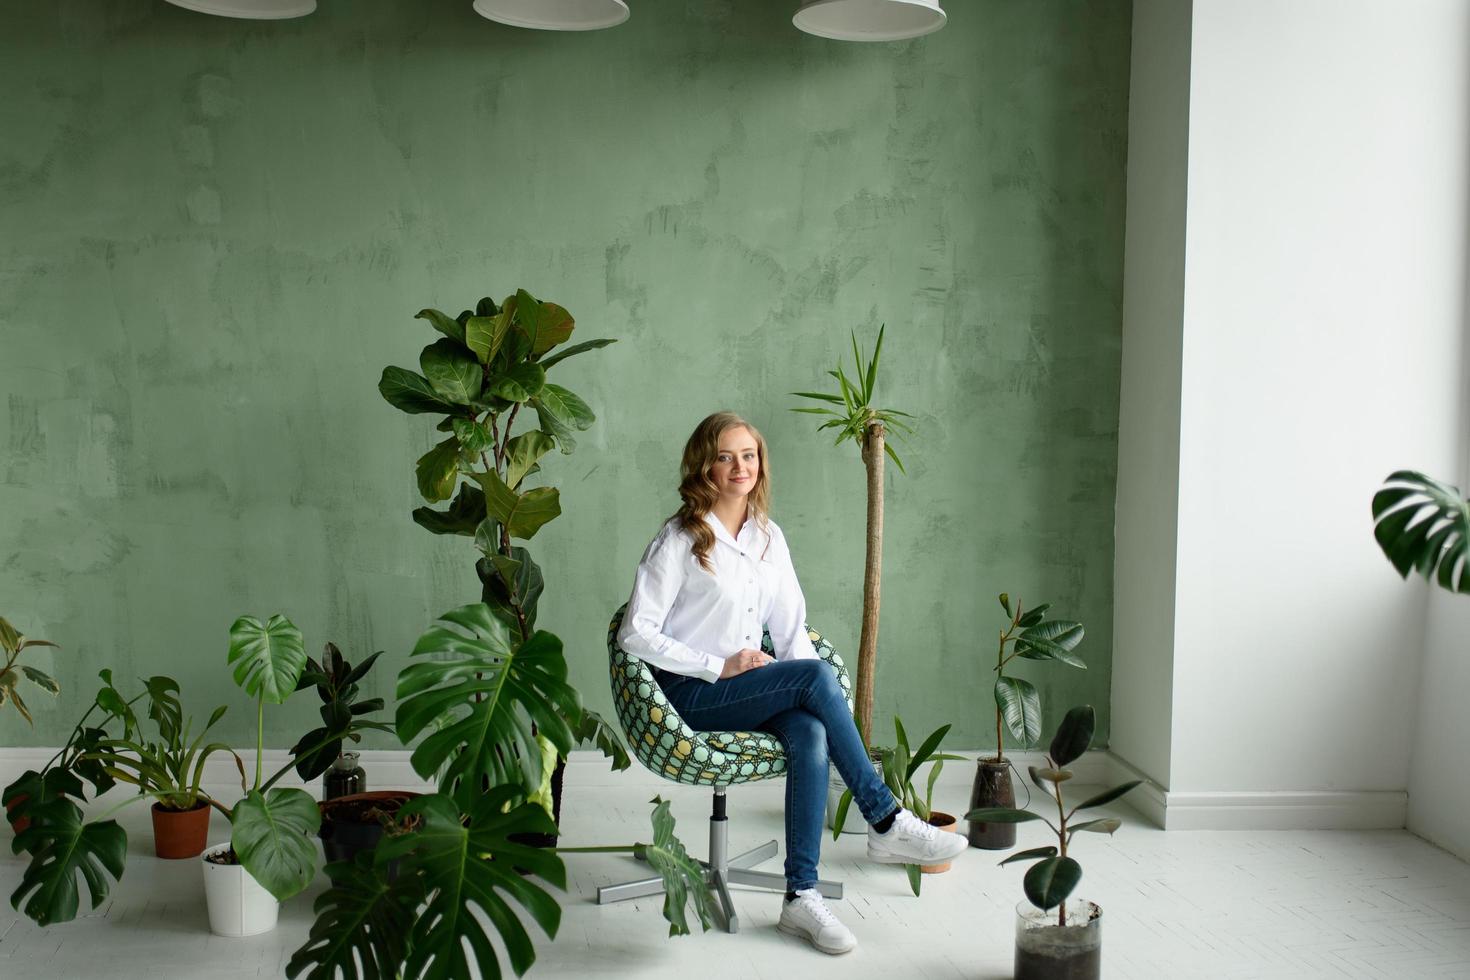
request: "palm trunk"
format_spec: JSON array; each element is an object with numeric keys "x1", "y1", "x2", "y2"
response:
[{"x1": 855, "y1": 419, "x2": 885, "y2": 747}]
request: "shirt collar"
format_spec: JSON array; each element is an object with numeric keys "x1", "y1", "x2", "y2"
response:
[{"x1": 703, "y1": 510, "x2": 754, "y2": 548}]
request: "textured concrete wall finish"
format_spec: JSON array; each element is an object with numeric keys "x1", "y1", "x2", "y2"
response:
[{"x1": 0, "y1": 0, "x2": 1130, "y2": 749}]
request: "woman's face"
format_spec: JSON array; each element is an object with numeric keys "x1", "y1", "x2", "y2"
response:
[{"x1": 710, "y1": 426, "x2": 760, "y2": 501}]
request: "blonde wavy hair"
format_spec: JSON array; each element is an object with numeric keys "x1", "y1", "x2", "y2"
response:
[{"x1": 675, "y1": 412, "x2": 771, "y2": 573}]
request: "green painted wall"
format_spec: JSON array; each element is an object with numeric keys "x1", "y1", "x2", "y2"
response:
[{"x1": 0, "y1": 0, "x2": 1130, "y2": 754}]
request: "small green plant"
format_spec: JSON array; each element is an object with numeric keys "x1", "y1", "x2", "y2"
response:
[
  {"x1": 991, "y1": 593, "x2": 1085, "y2": 763},
  {"x1": 792, "y1": 325, "x2": 914, "y2": 746},
  {"x1": 0, "y1": 615, "x2": 61, "y2": 724},
  {"x1": 831, "y1": 716, "x2": 963, "y2": 895},
  {"x1": 289, "y1": 642, "x2": 393, "y2": 781},
  {"x1": 85, "y1": 674, "x2": 241, "y2": 812},
  {"x1": 967, "y1": 705, "x2": 1141, "y2": 924}
]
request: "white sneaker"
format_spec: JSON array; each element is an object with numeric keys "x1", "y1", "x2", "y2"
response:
[
  {"x1": 778, "y1": 889, "x2": 857, "y2": 955},
  {"x1": 867, "y1": 808, "x2": 969, "y2": 865}
]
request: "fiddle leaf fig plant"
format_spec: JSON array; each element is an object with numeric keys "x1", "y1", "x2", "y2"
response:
[
  {"x1": 377, "y1": 289, "x2": 624, "y2": 773},
  {"x1": 792, "y1": 325, "x2": 913, "y2": 746},
  {"x1": 991, "y1": 593, "x2": 1085, "y2": 762},
  {"x1": 967, "y1": 705, "x2": 1142, "y2": 924}
]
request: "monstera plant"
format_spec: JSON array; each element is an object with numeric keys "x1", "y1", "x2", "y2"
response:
[
  {"x1": 1372, "y1": 470, "x2": 1470, "y2": 593},
  {"x1": 286, "y1": 604, "x2": 715, "y2": 979}
]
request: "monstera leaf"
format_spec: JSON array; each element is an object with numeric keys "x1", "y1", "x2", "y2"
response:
[
  {"x1": 1372, "y1": 470, "x2": 1470, "y2": 593},
  {"x1": 231, "y1": 788, "x2": 322, "y2": 901},
  {"x1": 285, "y1": 851, "x2": 423, "y2": 980},
  {"x1": 394, "y1": 604, "x2": 579, "y2": 799},
  {"x1": 377, "y1": 789, "x2": 566, "y2": 980},
  {"x1": 10, "y1": 798, "x2": 126, "y2": 925},
  {"x1": 640, "y1": 796, "x2": 716, "y2": 936},
  {"x1": 571, "y1": 707, "x2": 630, "y2": 772},
  {"x1": 228, "y1": 614, "x2": 307, "y2": 704}
]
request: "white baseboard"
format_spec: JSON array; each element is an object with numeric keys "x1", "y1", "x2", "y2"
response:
[{"x1": 0, "y1": 746, "x2": 1408, "y2": 832}]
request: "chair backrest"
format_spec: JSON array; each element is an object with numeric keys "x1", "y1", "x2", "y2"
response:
[{"x1": 605, "y1": 604, "x2": 852, "y2": 787}]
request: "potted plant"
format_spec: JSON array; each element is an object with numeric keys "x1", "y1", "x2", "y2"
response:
[
  {"x1": 972, "y1": 593, "x2": 1086, "y2": 850},
  {"x1": 5, "y1": 614, "x2": 385, "y2": 933},
  {"x1": 283, "y1": 604, "x2": 718, "y2": 980},
  {"x1": 831, "y1": 716, "x2": 964, "y2": 894},
  {"x1": 198, "y1": 613, "x2": 395, "y2": 937},
  {"x1": 83, "y1": 674, "x2": 241, "y2": 859},
  {"x1": 791, "y1": 326, "x2": 914, "y2": 831},
  {"x1": 967, "y1": 705, "x2": 1141, "y2": 980},
  {"x1": 287, "y1": 641, "x2": 405, "y2": 865},
  {"x1": 0, "y1": 615, "x2": 61, "y2": 727},
  {"x1": 376, "y1": 288, "x2": 626, "y2": 841}
]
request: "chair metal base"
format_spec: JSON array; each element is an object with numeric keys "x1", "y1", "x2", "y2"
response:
[{"x1": 595, "y1": 789, "x2": 843, "y2": 933}]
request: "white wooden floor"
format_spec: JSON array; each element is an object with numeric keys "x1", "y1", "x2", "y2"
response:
[{"x1": 4, "y1": 762, "x2": 1470, "y2": 980}]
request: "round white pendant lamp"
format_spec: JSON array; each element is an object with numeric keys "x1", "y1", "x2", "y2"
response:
[
  {"x1": 472, "y1": 0, "x2": 630, "y2": 31},
  {"x1": 793, "y1": 0, "x2": 945, "y2": 41},
  {"x1": 163, "y1": 0, "x2": 315, "y2": 18}
]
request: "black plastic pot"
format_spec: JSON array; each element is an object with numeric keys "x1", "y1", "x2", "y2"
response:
[{"x1": 318, "y1": 791, "x2": 418, "y2": 875}]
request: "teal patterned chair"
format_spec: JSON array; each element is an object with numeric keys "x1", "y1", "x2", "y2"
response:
[{"x1": 597, "y1": 603, "x2": 852, "y2": 932}]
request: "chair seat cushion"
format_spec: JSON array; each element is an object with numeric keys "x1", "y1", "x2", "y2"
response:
[{"x1": 607, "y1": 605, "x2": 850, "y2": 788}]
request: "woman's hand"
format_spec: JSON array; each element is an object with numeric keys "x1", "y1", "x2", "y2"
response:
[{"x1": 720, "y1": 648, "x2": 775, "y2": 678}]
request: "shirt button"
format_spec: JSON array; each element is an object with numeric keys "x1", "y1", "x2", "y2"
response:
[
  {"x1": 745, "y1": 635, "x2": 751, "y2": 640},
  {"x1": 747, "y1": 607, "x2": 753, "y2": 612},
  {"x1": 741, "y1": 552, "x2": 746, "y2": 557}
]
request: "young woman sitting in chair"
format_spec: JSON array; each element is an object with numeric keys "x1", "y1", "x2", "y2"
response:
[{"x1": 618, "y1": 411, "x2": 967, "y2": 955}]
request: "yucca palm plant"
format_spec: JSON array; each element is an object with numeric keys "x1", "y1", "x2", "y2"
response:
[
  {"x1": 792, "y1": 325, "x2": 913, "y2": 745},
  {"x1": 1372, "y1": 470, "x2": 1470, "y2": 592}
]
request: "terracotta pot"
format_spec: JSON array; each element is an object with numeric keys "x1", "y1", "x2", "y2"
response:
[
  {"x1": 6, "y1": 793, "x2": 30, "y2": 834},
  {"x1": 152, "y1": 801, "x2": 211, "y2": 859},
  {"x1": 968, "y1": 758, "x2": 1017, "y2": 849},
  {"x1": 921, "y1": 811, "x2": 959, "y2": 873}
]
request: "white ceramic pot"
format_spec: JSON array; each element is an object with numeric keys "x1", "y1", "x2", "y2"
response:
[{"x1": 200, "y1": 842, "x2": 279, "y2": 937}]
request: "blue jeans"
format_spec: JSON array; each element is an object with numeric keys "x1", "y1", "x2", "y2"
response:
[{"x1": 653, "y1": 658, "x2": 899, "y2": 892}]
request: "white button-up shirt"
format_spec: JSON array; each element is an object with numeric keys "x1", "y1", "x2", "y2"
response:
[{"x1": 618, "y1": 512, "x2": 818, "y2": 683}]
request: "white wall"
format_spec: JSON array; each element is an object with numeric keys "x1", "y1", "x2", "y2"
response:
[
  {"x1": 1169, "y1": 0, "x2": 1469, "y2": 795},
  {"x1": 1111, "y1": 0, "x2": 1192, "y2": 789}
]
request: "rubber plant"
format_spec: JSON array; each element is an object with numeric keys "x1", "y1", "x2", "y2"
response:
[
  {"x1": 990, "y1": 593, "x2": 1086, "y2": 763},
  {"x1": 791, "y1": 325, "x2": 913, "y2": 745},
  {"x1": 0, "y1": 615, "x2": 61, "y2": 724},
  {"x1": 289, "y1": 642, "x2": 393, "y2": 781},
  {"x1": 1371, "y1": 470, "x2": 1470, "y2": 594},
  {"x1": 967, "y1": 705, "x2": 1142, "y2": 923}
]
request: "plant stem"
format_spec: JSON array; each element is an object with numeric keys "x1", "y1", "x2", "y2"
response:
[
  {"x1": 1054, "y1": 770, "x2": 1068, "y2": 927},
  {"x1": 553, "y1": 844, "x2": 641, "y2": 854},
  {"x1": 854, "y1": 417, "x2": 885, "y2": 746},
  {"x1": 254, "y1": 695, "x2": 264, "y2": 791}
]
